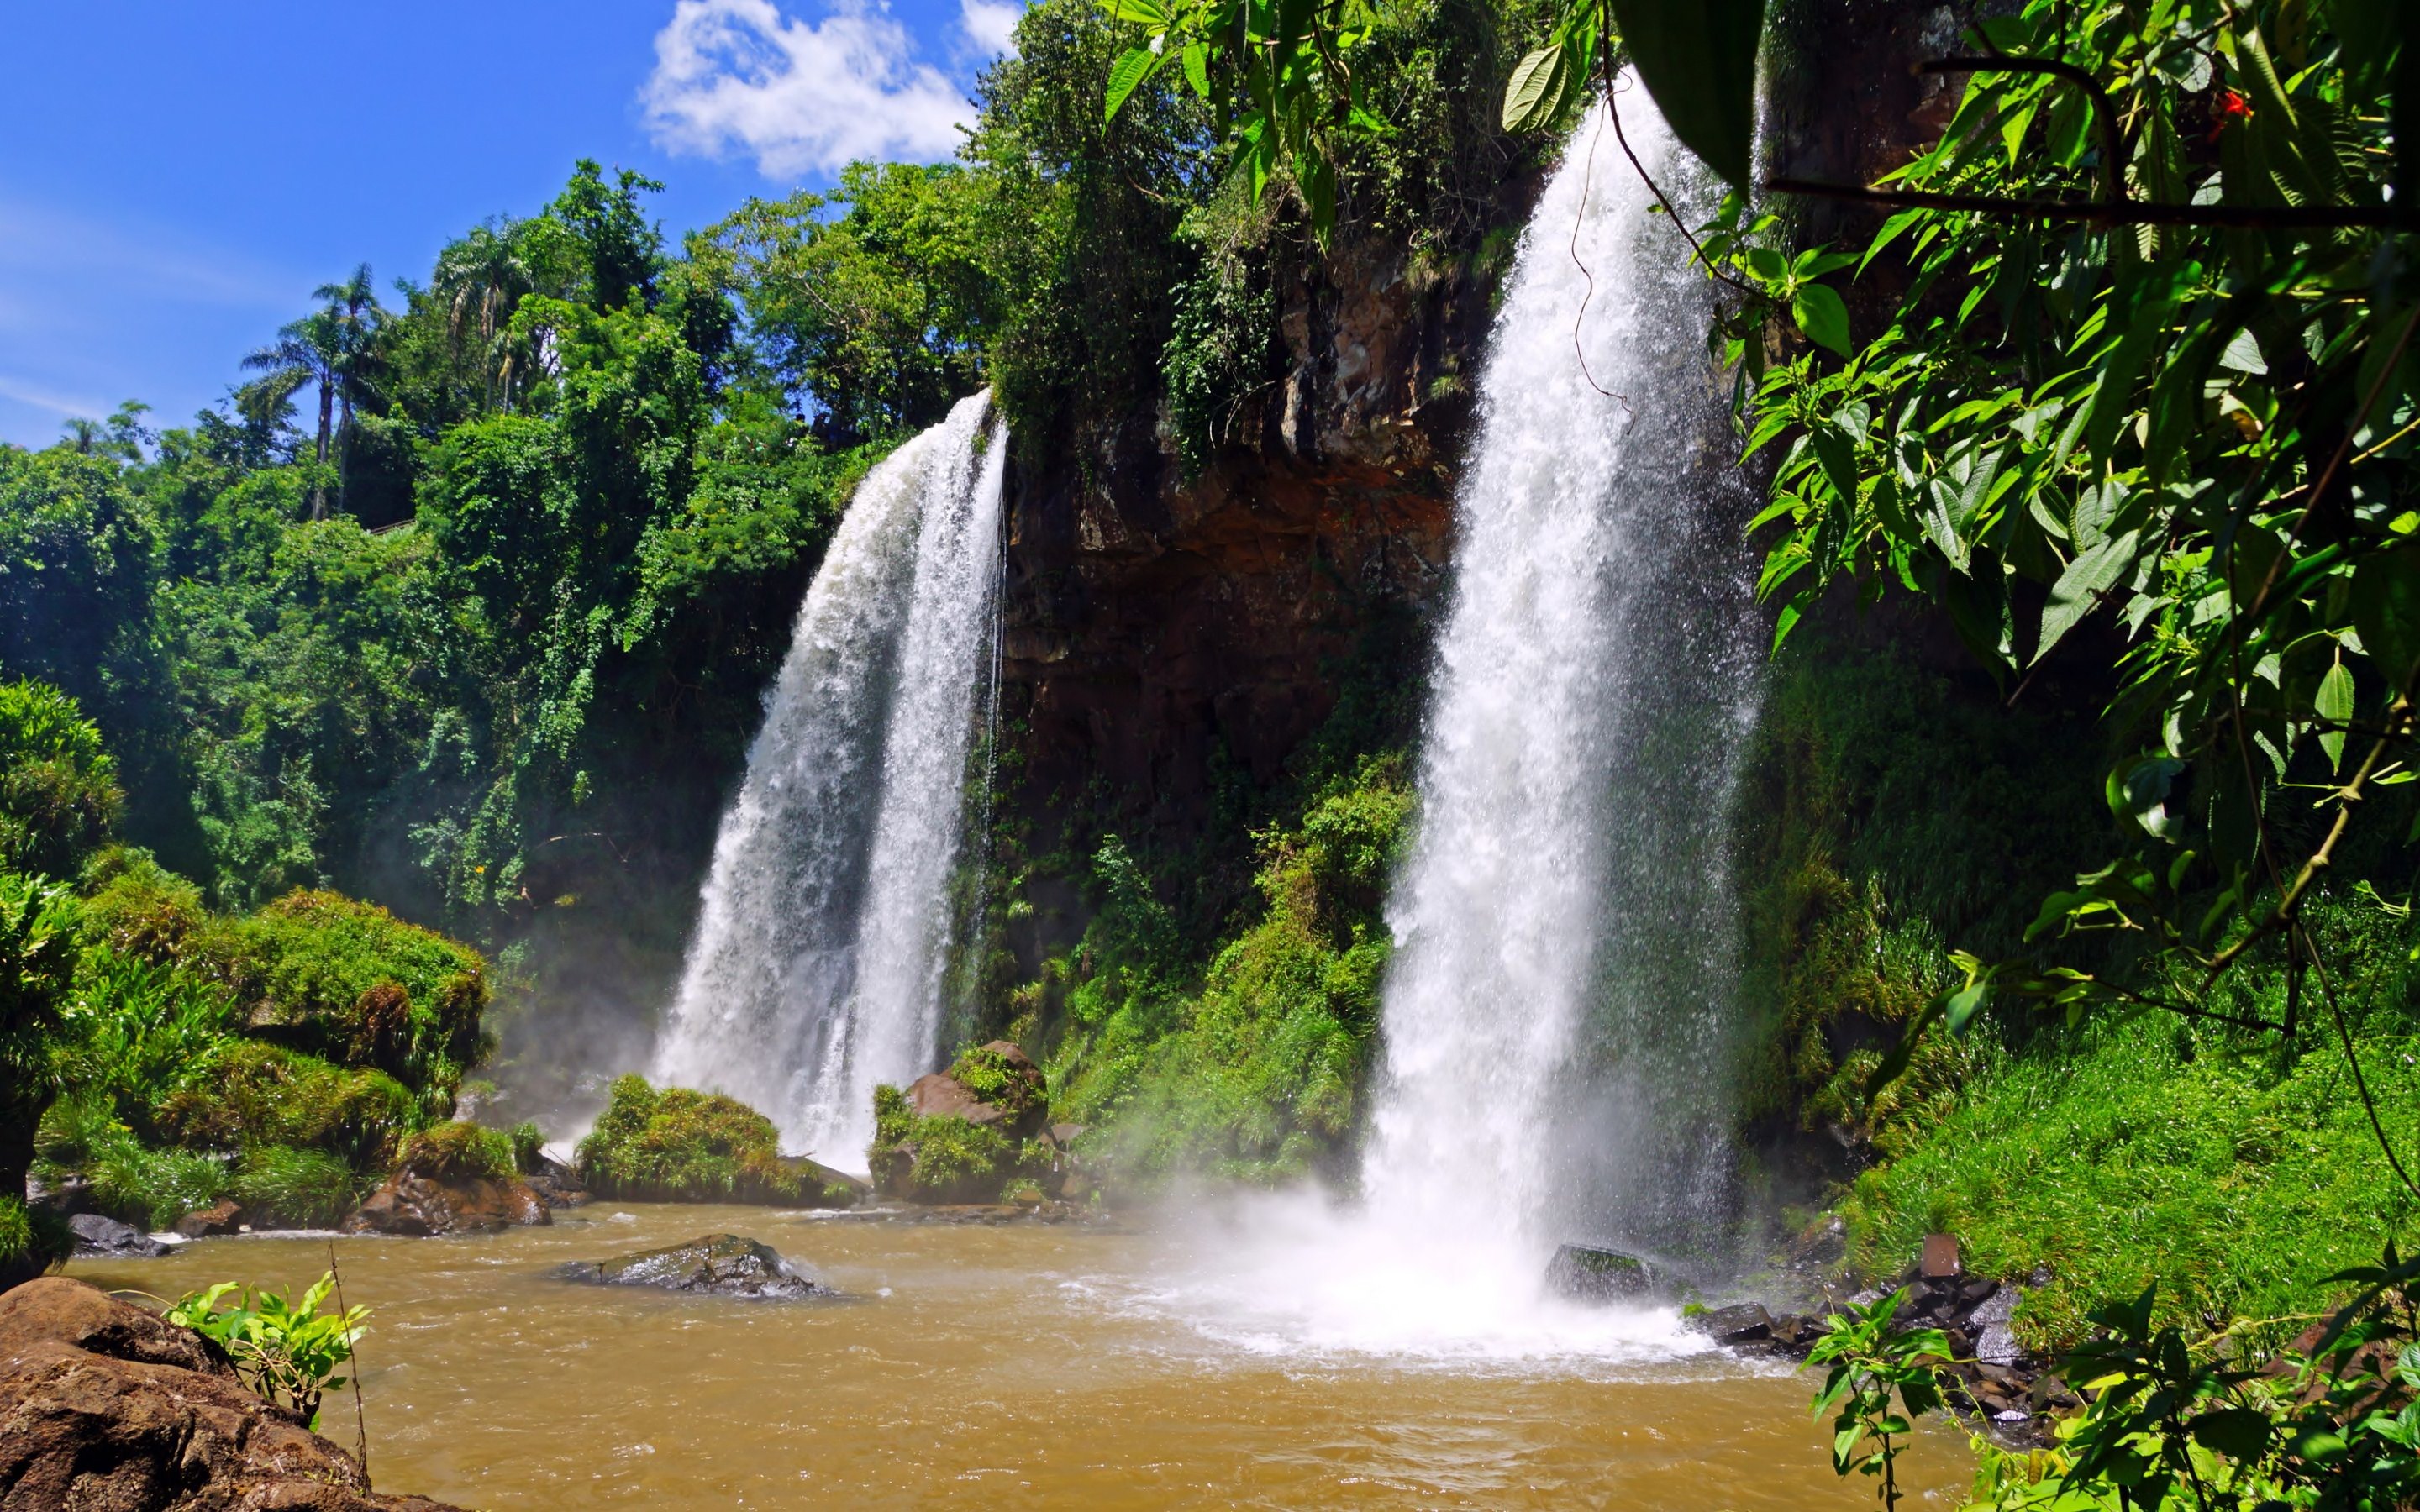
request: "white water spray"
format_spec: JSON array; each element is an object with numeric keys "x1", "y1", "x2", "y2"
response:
[
  {"x1": 655, "y1": 392, "x2": 1007, "y2": 1163},
  {"x1": 1170, "y1": 86, "x2": 1761, "y2": 1359}
]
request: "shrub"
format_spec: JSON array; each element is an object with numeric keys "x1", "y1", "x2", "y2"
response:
[
  {"x1": 62, "y1": 945, "x2": 236, "y2": 1134},
  {"x1": 508, "y1": 1121, "x2": 545, "y2": 1173},
  {"x1": 228, "y1": 1146, "x2": 365, "y2": 1229},
  {"x1": 88, "y1": 1140, "x2": 229, "y2": 1231},
  {"x1": 75, "y1": 848, "x2": 206, "y2": 963},
  {"x1": 0, "y1": 1194, "x2": 69, "y2": 1287},
  {"x1": 576, "y1": 1074, "x2": 844, "y2": 1205},
  {"x1": 156, "y1": 1040, "x2": 419, "y2": 1168},
  {"x1": 182, "y1": 889, "x2": 490, "y2": 1108},
  {"x1": 0, "y1": 679, "x2": 121, "y2": 879},
  {"x1": 396, "y1": 1121, "x2": 515, "y2": 1184},
  {"x1": 867, "y1": 1082, "x2": 1035, "y2": 1203}
]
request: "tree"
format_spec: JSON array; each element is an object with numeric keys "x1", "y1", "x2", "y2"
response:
[{"x1": 241, "y1": 312, "x2": 343, "y2": 517}]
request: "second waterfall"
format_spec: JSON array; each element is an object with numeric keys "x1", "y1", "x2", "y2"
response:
[{"x1": 655, "y1": 391, "x2": 1007, "y2": 1165}]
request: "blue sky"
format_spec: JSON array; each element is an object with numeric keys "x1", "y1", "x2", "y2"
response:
[{"x1": 0, "y1": 0, "x2": 1017, "y2": 448}]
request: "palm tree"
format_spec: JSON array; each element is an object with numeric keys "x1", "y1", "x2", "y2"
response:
[
  {"x1": 432, "y1": 224, "x2": 536, "y2": 410},
  {"x1": 57, "y1": 417, "x2": 102, "y2": 454},
  {"x1": 242, "y1": 312, "x2": 341, "y2": 517},
  {"x1": 243, "y1": 267, "x2": 384, "y2": 518}
]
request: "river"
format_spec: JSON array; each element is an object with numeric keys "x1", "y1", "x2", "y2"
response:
[{"x1": 71, "y1": 1202, "x2": 1969, "y2": 1509}]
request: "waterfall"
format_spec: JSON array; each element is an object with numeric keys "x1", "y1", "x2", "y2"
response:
[
  {"x1": 1355, "y1": 82, "x2": 1762, "y2": 1270},
  {"x1": 1160, "y1": 85, "x2": 1760, "y2": 1358},
  {"x1": 654, "y1": 391, "x2": 1007, "y2": 1165}
]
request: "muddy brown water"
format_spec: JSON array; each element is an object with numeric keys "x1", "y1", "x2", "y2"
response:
[{"x1": 71, "y1": 1202, "x2": 1970, "y2": 1509}]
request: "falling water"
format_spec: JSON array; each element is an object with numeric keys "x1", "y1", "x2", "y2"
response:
[
  {"x1": 654, "y1": 391, "x2": 1006, "y2": 1164},
  {"x1": 1357, "y1": 81, "x2": 1763, "y2": 1272},
  {"x1": 1168, "y1": 84, "x2": 1761, "y2": 1357}
]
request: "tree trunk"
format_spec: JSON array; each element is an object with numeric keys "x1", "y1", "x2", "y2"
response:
[{"x1": 313, "y1": 378, "x2": 334, "y2": 520}]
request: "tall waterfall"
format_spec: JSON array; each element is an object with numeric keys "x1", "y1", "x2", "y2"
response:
[
  {"x1": 1360, "y1": 85, "x2": 1761, "y2": 1271},
  {"x1": 655, "y1": 391, "x2": 1007, "y2": 1165},
  {"x1": 1159, "y1": 87, "x2": 1760, "y2": 1357}
]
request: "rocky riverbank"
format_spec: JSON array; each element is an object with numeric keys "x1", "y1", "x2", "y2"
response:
[{"x1": 0, "y1": 1276, "x2": 468, "y2": 1510}]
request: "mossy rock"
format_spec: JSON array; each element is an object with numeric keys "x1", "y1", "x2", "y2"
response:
[
  {"x1": 155, "y1": 1041, "x2": 418, "y2": 1169},
  {"x1": 575, "y1": 1075, "x2": 859, "y2": 1208}
]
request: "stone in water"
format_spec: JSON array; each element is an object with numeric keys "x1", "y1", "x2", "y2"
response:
[{"x1": 1545, "y1": 1244, "x2": 1656, "y2": 1302}]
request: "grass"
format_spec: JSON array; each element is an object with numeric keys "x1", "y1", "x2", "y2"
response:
[
  {"x1": 397, "y1": 1121, "x2": 515, "y2": 1183},
  {"x1": 229, "y1": 1145, "x2": 364, "y2": 1228},
  {"x1": 1844, "y1": 1007, "x2": 2420, "y2": 1351}
]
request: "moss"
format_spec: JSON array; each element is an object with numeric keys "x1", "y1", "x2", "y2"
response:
[
  {"x1": 396, "y1": 1121, "x2": 516, "y2": 1183},
  {"x1": 75, "y1": 847, "x2": 205, "y2": 961},
  {"x1": 576, "y1": 1074, "x2": 845, "y2": 1205},
  {"x1": 155, "y1": 1040, "x2": 419, "y2": 1168}
]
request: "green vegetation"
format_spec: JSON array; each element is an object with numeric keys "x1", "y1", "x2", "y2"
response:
[
  {"x1": 868, "y1": 1082, "x2": 1032, "y2": 1203},
  {"x1": 576, "y1": 1074, "x2": 850, "y2": 1206},
  {"x1": 167, "y1": 1272, "x2": 368, "y2": 1431},
  {"x1": 1039, "y1": 757, "x2": 1409, "y2": 1185},
  {"x1": 394, "y1": 1120, "x2": 517, "y2": 1184}
]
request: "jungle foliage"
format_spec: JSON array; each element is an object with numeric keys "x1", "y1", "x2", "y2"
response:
[{"x1": 1113, "y1": 0, "x2": 2418, "y2": 1501}]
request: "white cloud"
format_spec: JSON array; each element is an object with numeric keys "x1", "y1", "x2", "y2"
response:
[
  {"x1": 643, "y1": 0, "x2": 979, "y2": 178},
  {"x1": 958, "y1": 0, "x2": 1021, "y2": 56}
]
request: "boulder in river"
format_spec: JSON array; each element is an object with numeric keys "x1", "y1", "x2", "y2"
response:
[
  {"x1": 345, "y1": 1168, "x2": 549, "y2": 1236},
  {"x1": 0, "y1": 1276, "x2": 466, "y2": 1510},
  {"x1": 555, "y1": 1232, "x2": 833, "y2": 1299},
  {"x1": 67, "y1": 1212, "x2": 168, "y2": 1258},
  {"x1": 1686, "y1": 1302, "x2": 1774, "y2": 1344},
  {"x1": 1544, "y1": 1244, "x2": 1658, "y2": 1302},
  {"x1": 173, "y1": 1198, "x2": 247, "y2": 1239}
]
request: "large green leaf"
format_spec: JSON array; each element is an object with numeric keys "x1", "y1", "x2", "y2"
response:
[
  {"x1": 2352, "y1": 539, "x2": 2420, "y2": 695},
  {"x1": 1502, "y1": 45, "x2": 1570, "y2": 133},
  {"x1": 1609, "y1": 0, "x2": 1767, "y2": 191},
  {"x1": 1103, "y1": 46, "x2": 1165, "y2": 124}
]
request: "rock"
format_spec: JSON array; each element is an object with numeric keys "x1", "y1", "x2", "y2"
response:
[
  {"x1": 1970, "y1": 1284, "x2": 2024, "y2": 1366},
  {"x1": 906, "y1": 1074, "x2": 1001, "y2": 1125},
  {"x1": 781, "y1": 1156, "x2": 871, "y2": 1205},
  {"x1": 1544, "y1": 1245, "x2": 1658, "y2": 1302},
  {"x1": 1920, "y1": 1232, "x2": 1962, "y2": 1278},
  {"x1": 1049, "y1": 1122, "x2": 1087, "y2": 1147},
  {"x1": 555, "y1": 1233, "x2": 831, "y2": 1299},
  {"x1": 0, "y1": 1276, "x2": 466, "y2": 1510},
  {"x1": 522, "y1": 1152, "x2": 591, "y2": 1210},
  {"x1": 1688, "y1": 1302, "x2": 1774, "y2": 1343},
  {"x1": 345, "y1": 1168, "x2": 550, "y2": 1236},
  {"x1": 173, "y1": 1199, "x2": 247, "y2": 1239},
  {"x1": 67, "y1": 1212, "x2": 167, "y2": 1258}
]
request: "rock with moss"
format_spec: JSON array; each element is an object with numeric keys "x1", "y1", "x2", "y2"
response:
[
  {"x1": 154, "y1": 1040, "x2": 418, "y2": 1170},
  {"x1": 575, "y1": 1075, "x2": 862, "y2": 1208},
  {"x1": 345, "y1": 1121, "x2": 548, "y2": 1236},
  {"x1": 868, "y1": 1043, "x2": 1060, "y2": 1204},
  {"x1": 554, "y1": 1232, "x2": 831, "y2": 1299}
]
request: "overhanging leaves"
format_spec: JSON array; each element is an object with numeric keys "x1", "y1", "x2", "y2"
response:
[{"x1": 1608, "y1": 0, "x2": 1766, "y2": 192}]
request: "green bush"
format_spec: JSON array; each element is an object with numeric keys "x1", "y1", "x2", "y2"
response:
[
  {"x1": 866, "y1": 1082, "x2": 1033, "y2": 1203},
  {"x1": 0, "y1": 1194, "x2": 70, "y2": 1287},
  {"x1": 183, "y1": 889, "x2": 489, "y2": 1108},
  {"x1": 89, "y1": 1141, "x2": 229, "y2": 1231},
  {"x1": 228, "y1": 1146, "x2": 365, "y2": 1228},
  {"x1": 61, "y1": 945, "x2": 236, "y2": 1136},
  {"x1": 155, "y1": 1040, "x2": 418, "y2": 1168},
  {"x1": 1041, "y1": 756, "x2": 1409, "y2": 1186},
  {"x1": 74, "y1": 847, "x2": 205, "y2": 963},
  {"x1": 0, "y1": 680, "x2": 121, "y2": 879},
  {"x1": 508, "y1": 1121, "x2": 545, "y2": 1173},
  {"x1": 576, "y1": 1074, "x2": 848, "y2": 1205},
  {"x1": 396, "y1": 1120, "x2": 515, "y2": 1184}
]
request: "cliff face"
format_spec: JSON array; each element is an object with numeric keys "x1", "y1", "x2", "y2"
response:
[{"x1": 997, "y1": 233, "x2": 1509, "y2": 837}]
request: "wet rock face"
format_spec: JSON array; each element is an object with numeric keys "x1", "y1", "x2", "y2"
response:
[
  {"x1": 555, "y1": 1233, "x2": 832, "y2": 1300},
  {"x1": 1000, "y1": 230, "x2": 1509, "y2": 865},
  {"x1": 345, "y1": 1168, "x2": 550, "y2": 1236},
  {"x1": 0, "y1": 1276, "x2": 467, "y2": 1511}
]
